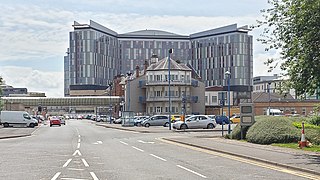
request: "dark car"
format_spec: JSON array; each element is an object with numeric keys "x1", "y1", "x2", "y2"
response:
[{"x1": 215, "y1": 115, "x2": 230, "y2": 125}]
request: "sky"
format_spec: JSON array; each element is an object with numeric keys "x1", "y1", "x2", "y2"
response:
[{"x1": 0, "y1": 0, "x2": 280, "y2": 97}]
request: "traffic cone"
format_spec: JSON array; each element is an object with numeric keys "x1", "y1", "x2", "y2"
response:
[{"x1": 299, "y1": 122, "x2": 307, "y2": 148}]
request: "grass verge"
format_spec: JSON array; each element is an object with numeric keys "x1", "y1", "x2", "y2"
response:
[{"x1": 272, "y1": 143, "x2": 320, "y2": 153}]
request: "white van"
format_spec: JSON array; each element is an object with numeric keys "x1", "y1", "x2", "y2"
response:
[
  {"x1": 267, "y1": 109, "x2": 284, "y2": 116},
  {"x1": 0, "y1": 111, "x2": 38, "y2": 128}
]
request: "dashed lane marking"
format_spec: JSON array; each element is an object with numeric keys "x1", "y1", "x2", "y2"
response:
[
  {"x1": 177, "y1": 165, "x2": 207, "y2": 179},
  {"x1": 132, "y1": 146, "x2": 144, "y2": 152},
  {"x1": 150, "y1": 154, "x2": 167, "y2": 161},
  {"x1": 77, "y1": 143, "x2": 80, "y2": 148},
  {"x1": 119, "y1": 141, "x2": 128, "y2": 145}
]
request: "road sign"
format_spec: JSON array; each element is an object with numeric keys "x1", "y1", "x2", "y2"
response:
[{"x1": 240, "y1": 103, "x2": 255, "y2": 126}]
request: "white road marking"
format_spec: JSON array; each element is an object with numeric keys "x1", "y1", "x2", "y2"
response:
[
  {"x1": 61, "y1": 178, "x2": 88, "y2": 180},
  {"x1": 97, "y1": 141, "x2": 102, "y2": 144},
  {"x1": 78, "y1": 139, "x2": 81, "y2": 143},
  {"x1": 63, "y1": 159, "x2": 72, "y2": 167},
  {"x1": 90, "y1": 172, "x2": 99, "y2": 180},
  {"x1": 150, "y1": 154, "x2": 167, "y2": 161},
  {"x1": 177, "y1": 165, "x2": 207, "y2": 178},
  {"x1": 77, "y1": 143, "x2": 80, "y2": 148},
  {"x1": 68, "y1": 168, "x2": 85, "y2": 171},
  {"x1": 72, "y1": 150, "x2": 82, "y2": 156},
  {"x1": 119, "y1": 141, "x2": 128, "y2": 145},
  {"x1": 51, "y1": 172, "x2": 61, "y2": 180},
  {"x1": 132, "y1": 146, "x2": 144, "y2": 152},
  {"x1": 81, "y1": 158, "x2": 89, "y2": 167},
  {"x1": 78, "y1": 135, "x2": 81, "y2": 138},
  {"x1": 138, "y1": 140, "x2": 155, "y2": 144}
]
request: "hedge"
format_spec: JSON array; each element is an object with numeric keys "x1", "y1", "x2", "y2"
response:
[{"x1": 246, "y1": 116, "x2": 300, "y2": 145}]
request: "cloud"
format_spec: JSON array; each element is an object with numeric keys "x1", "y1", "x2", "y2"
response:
[
  {"x1": 0, "y1": 3, "x2": 280, "y2": 97},
  {"x1": 0, "y1": 66, "x2": 64, "y2": 97}
]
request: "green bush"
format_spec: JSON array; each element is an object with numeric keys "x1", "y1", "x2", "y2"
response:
[
  {"x1": 308, "y1": 116, "x2": 320, "y2": 126},
  {"x1": 292, "y1": 122, "x2": 320, "y2": 129},
  {"x1": 305, "y1": 128, "x2": 320, "y2": 145},
  {"x1": 230, "y1": 124, "x2": 250, "y2": 140},
  {"x1": 246, "y1": 116, "x2": 300, "y2": 144}
]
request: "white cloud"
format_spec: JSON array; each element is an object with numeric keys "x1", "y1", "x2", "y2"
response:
[
  {"x1": 0, "y1": 3, "x2": 280, "y2": 97},
  {"x1": 0, "y1": 66, "x2": 64, "y2": 97}
]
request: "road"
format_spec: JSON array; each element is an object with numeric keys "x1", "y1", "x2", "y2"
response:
[{"x1": 0, "y1": 119, "x2": 309, "y2": 180}]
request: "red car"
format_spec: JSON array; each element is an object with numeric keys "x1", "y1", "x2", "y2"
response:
[{"x1": 50, "y1": 118, "x2": 61, "y2": 127}]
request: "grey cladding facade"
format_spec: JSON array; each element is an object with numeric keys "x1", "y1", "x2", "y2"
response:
[{"x1": 64, "y1": 20, "x2": 253, "y2": 101}]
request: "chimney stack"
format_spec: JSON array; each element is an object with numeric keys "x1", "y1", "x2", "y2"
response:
[
  {"x1": 144, "y1": 60, "x2": 149, "y2": 75},
  {"x1": 135, "y1": 65, "x2": 140, "y2": 78}
]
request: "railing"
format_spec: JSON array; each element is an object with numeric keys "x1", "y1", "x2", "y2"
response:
[{"x1": 146, "y1": 80, "x2": 191, "y2": 86}]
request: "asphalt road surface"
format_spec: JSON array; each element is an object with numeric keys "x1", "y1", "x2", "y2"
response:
[{"x1": 0, "y1": 119, "x2": 308, "y2": 180}]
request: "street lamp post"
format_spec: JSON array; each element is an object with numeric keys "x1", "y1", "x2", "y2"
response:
[
  {"x1": 108, "y1": 83, "x2": 113, "y2": 124},
  {"x1": 168, "y1": 49, "x2": 173, "y2": 130},
  {"x1": 126, "y1": 72, "x2": 132, "y2": 111},
  {"x1": 225, "y1": 71, "x2": 231, "y2": 134},
  {"x1": 268, "y1": 82, "x2": 271, "y2": 115}
]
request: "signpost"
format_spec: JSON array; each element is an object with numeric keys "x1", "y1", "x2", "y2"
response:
[{"x1": 240, "y1": 103, "x2": 255, "y2": 139}]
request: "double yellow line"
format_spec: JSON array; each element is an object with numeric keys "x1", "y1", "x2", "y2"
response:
[{"x1": 160, "y1": 138, "x2": 320, "y2": 180}]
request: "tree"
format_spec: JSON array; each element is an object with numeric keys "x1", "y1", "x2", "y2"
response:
[{"x1": 254, "y1": 0, "x2": 320, "y2": 97}]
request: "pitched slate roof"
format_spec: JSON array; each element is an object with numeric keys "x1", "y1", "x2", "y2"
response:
[{"x1": 147, "y1": 57, "x2": 191, "y2": 71}]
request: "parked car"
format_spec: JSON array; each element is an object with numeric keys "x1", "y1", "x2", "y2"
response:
[
  {"x1": 50, "y1": 118, "x2": 61, "y2": 127},
  {"x1": 59, "y1": 116, "x2": 66, "y2": 125},
  {"x1": 114, "y1": 118, "x2": 122, "y2": 124},
  {"x1": 215, "y1": 115, "x2": 230, "y2": 125},
  {"x1": 141, "y1": 115, "x2": 169, "y2": 127},
  {"x1": 230, "y1": 114, "x2": 240, "y2": 124},
  {"x1": 172, "y1": 115, "x2": 216, "y2": 130},
  {"x1": 0, "y1": 111, "x2": 38, "y2": 128},
  {"x1": 134, "y1": 116, "x2": 149, "y2": 126}
]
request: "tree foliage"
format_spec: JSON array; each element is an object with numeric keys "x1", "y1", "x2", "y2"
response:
[{"x1": 254, "y1": 0, "x2": 320, "y2": 97}]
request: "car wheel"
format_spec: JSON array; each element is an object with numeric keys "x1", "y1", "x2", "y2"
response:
[
  {"x1": 137, "y1": 122, "x2": 141, "y2": 126},
  {"x1": 164, "y1": 122, "x2": 169, "y2": 127},
  {"x1": 207, "y1": 123, "x2": 214, "y2": 129},
  {"x1": 180, "y1": 124, "x2": 188, "y2": 130},
  {"x1": 145, "y1": 123, "x2": 150, "y2": 127},
  {"x1": 29, "y1": 123, "x2": 35, "y2": 128},
  {"x1": 50, "y1": 125, "x2": 52, "y2": 127},
  {"x1": 3, "y1": 123, "x2": 9, "y2": 128}
]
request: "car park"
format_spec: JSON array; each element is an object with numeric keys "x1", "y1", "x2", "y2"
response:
[
  {"x1": 50, "y1": 118, "x2": 61, "y2": 127},
  {"x1": 172, "y1": 115, "x2": 216, "y2": 130},
  {"x1": 141, "y1": 115, "x2": 169, "y2": 127}
]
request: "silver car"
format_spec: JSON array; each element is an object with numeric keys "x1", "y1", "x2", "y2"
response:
[
  {"x1": 141, "y1": 115, "x2": 169, "y2": 127},
  {"x1": 172, "y1": 115, "x2": 216, "y2": 130}
]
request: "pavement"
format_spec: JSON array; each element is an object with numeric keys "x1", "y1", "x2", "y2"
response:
[
  {"x1": 0, "y1": 122, "x2": 43, "y2": 139},
  {"x1": 1, "y1": 121, "x2": 319, "y2": 177}
]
